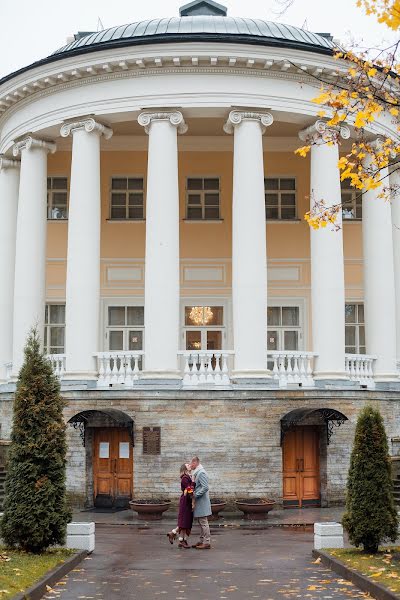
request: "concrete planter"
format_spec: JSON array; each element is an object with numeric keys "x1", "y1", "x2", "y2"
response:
[
  {"x1": 210, "y1": 500, "x2": 227, "y2": 520},
  {"x1": 66, "y1": 522, "x2": 95, "y2": 552},
  {"x1": 235, "y1": 499, "x2": 275, "y2": 520},
  {"x1": 129, "y1": 500, "x2": 171, "y2": 520}
]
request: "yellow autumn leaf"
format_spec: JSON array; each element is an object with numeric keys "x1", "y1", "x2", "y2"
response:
[{"x1": 367, "y1": 67, "x2": 377, "y2": 76}]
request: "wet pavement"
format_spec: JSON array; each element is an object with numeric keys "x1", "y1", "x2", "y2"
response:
[{"x1": 44, "y1": 525, "x2": 368, "y2": 600}]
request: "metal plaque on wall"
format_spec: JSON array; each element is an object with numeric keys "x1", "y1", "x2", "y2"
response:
[{"x1": 143, "y1": 427, "x2": 161, "y2": 455}]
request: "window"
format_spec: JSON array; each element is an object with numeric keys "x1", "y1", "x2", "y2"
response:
[
  {"x1": 107, "y1": 306, "x2": 144, "y2": 354},
  {"x1": 186, "y1": 177, "x2": 220, "y2": 220},
  {"x1": 267, "y1": 306, "x2": 301, "y2": 353},
  {"x1": 345, "y1": 303, "x2": 365, "y2": 354},
  {"x1": 47, "y1": 177, "x2": 68, "y2": 219},
  {"x1": 110, "y1": 177, "x2": 144, "y2": 220},
  {"x1": 184, "y1": 305, "x2": 224, "y2": 351},
  {"x1": 265, "y1": 178, "x2": 296, "y2": 220},
  {"x1": 44, "y1": 304, "x2": 65, "y2": 354},
  {"x1": 341, "y1": 180, "x2": 362, "y2": 219}
]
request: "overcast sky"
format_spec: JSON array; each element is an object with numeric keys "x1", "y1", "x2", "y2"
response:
[{"x1": 0, "y1": 0, "x2": 398, "y2": 78}]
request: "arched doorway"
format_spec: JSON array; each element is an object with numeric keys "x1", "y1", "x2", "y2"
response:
[
  {"x1": 68, "y1": 409, "x2": 134, "y2": 508},
  {"x1": 280, "y1": 408, "x2": 348, "y2": 508}
]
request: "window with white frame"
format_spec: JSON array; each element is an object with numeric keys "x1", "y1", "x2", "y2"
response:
[
  {"x1": 110, "y1": 177, "x2": 144, "y2": 220},
  {"x1": 186, "y1": 177, "x2": 220, "y2": 220},
  {"x1": 184, "y1": 305, "x2": 224, "y2": 351},
  {"x1": 44, "y1": 304, "x2": 65, "y2": 354},
  {"x1": 267, "y1": 306, "x2": 301, "y2": 352},
  {"x1": 106, "y1": 306, "x2": 144, "y2": 353},
  {"x1": 341, "y1": 180, "x2": 362, "y2": 219},
  {"x1": 265, "y1": 177, "x2": 297, "y2": 220},
  {"x1": 47, "y1": 177, "x2": 68, "y2": 220},
  {"x1": 345, "y1": 303, "x2": 365, "y2": 354}
]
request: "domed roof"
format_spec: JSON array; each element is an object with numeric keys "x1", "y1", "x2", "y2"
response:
[{"x1": 53, "y1": 16, "x2": 334, "y2": 58}]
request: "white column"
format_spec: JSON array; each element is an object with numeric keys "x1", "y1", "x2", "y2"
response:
[
  {"x1": 224, "y1": 110, "x2": 273, "y2": 378},
  {"x1": 60, "y1": 118, "x2": 112, "y2": 379},
  {"x1": 390, "y1": 165, "x2": 400, "y2": 368},
  {"x1": 299, "y1": 120, "x2": 349, "y2": 381},
  {"x1": 138, "y1": 111, "x2": 187, "y2": 379},
  {"x1": 0, "y1": 157, "x2": 20, "y2": 382},
  {"x1": 363, "y1": 148, "x2": 397, "y2": 381},
  {"x1": 12, "y1": 136, "x2": 56, "y2": 376}
]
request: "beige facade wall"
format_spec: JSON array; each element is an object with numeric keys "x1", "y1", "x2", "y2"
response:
[{"x1": 46, "y1": 150, "x2": 364, "y2": 352}]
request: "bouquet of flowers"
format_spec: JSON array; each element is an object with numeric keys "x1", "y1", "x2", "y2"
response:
[{"x1": 184, "y1": 485, "x2": 194, "y2": 496}]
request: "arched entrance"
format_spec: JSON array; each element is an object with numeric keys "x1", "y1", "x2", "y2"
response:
[
  {"x1": 280, "y1": 408, "x2": 348, "y2": 508},
  {"x1": 68, "y1": 409, "x2": 134, "y2": 508}
]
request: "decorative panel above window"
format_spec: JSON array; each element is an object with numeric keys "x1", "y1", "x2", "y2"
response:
[
  {"x1": 341, "y1": 180, "x2": 362, "y2": 220},
  {"x1": 47, "y1": 177, "x2": 68, "y2": 220},
  {"x1": 265, "y1": 177, "x2": 297, "y2": 220},
  {"x1": 186, "y1": 177, "x2": 220, "y2": 220},
  {"x1": 110, "y1": 177, "x2": 144, "y2": 220}
]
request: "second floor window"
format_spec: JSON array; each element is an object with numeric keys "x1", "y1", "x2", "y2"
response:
[
  {"x1": 44, "y1": 304, "x2": 65, "y2": 354},
  {"x1": 110, "y1": 177, "x2": 144, "y2": 220},
  {"x1": 345, "y1": 303, "x2": 365, "y2": 354},
  {"x1": 341, "y1": 180, "x2": 362, "y2": 220},
  {"x1": 265, "y1": 177, "x2": 296, "y2": 220},
  {"x1": 47, "y1": 177, "x2": 68, "y2": 220},
  {"x1": 107, "y1": 306, "x2": 144, "y2": 352},
  {"x1": 186, "y1": 177, "x2": 220, "y2": 220}
]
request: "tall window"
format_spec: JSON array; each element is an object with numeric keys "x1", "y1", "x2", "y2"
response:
[
  {"x1": 47, "y1": 177, "x2": 68, "y2": 219},
  {"x1": 186, "y1": 177, "x2": 220, "y2": 220},
  {"x1": 267, "y1": 305, "x2": 301, "y2": 369},
  {"x1": 341, "y1": 180, "x2": 362, "y2": 219},
  {"x1": 107, "y1": 306, "x2": 144, "y2": 353},
  {"x1": 110, "y1": 177, "x2": 144, "y2": 220},
  {"x1": 265, "y1": 177, "x2": 296, "y2": 220},
  {"x1": 44, "y1": 304, "x2": 65, "y2": 354},
  {"x1": 345, "y1": 303, "x2": 365, "y2": 354},
  {"x1": 184, "y1": 305, "x2": 224, "y2": 351}
]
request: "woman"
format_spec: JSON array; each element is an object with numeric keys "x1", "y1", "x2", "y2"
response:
[{"x1": 167, "y1": 464, "x2": 194, "y2": 549}]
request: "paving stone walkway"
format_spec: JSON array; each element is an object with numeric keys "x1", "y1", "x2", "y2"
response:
[{"x1": 44, "y1": 525, "x2": 368, "y2": 600}]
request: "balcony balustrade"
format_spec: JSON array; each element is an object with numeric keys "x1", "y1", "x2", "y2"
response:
[
  {"x1": 345, "y1": 354, "x2": 376, "y2": 388},
  {"x1": 267, "y1": 351, "x2": 316, "y2": 387},
  {"x1": 95, "y1": 351, "x2": 144, "y2": 388},
  {"x1": 48, "y1": 354, "x2": 66, "y2": 379},
  {"x1": 178, "y1": 351, "x2": 233, "y2": 386}
]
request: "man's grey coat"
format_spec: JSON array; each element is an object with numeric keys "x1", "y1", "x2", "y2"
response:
[{"x1": 193, "y1": 466, "x2": 212, "y2": 518}]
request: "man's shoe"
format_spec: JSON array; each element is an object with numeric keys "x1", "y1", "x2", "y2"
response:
[
  {"x1": 191, "y1": 541, "x2": 203, "y2": 548},
  {"x1": 195, "y1": 543, "x2": 211, "y2": 549}
]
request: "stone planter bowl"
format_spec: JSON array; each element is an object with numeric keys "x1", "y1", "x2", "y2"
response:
[
  {"x1": 235, "y1": 499, "x2": 275, "y2": 520},
  {"x1": 210, "y1": 500, "x2": 227, "y2": 520},
  {"x1": 129, "y1": 500, "x2": 171, "y2": 521}
]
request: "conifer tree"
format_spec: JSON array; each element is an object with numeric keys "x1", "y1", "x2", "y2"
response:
[
  {"x1": 0, "y1": 329, "x2": 71, "y2": 553},
  {"x1": 343, "y1": 405, "x2": 398, "y2": 554}
]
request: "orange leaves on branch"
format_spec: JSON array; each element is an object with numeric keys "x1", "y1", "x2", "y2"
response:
[{"x1": 357, "y1": 0, "x2": 400, "y2": 30}]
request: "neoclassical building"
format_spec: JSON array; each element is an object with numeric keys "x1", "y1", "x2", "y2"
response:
[{"x1": 0, "y1": 0, "x2": 399, "y2": 509}]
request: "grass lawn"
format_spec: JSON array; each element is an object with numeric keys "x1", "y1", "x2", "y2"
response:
[
  {"x1": 327, "y1": 547, "x2": 400, "y2": 594},
  {"x1": 0, "y1": 546, "x2": 74, "y2": 599}
]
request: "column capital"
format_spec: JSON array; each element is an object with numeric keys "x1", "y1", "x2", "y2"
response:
[
  {"x1": 138, "y1": 111, "x2": 188, "y2": 135},
  {"x1": 13, "y1": 136, "x2": 56, "y2": 157},
  {"x1": 223, "y1": 110, "x2": 274, "y2": 135},
  {"x1": 60, "y1": 117, "x2": 113, "y2": 140},
  {"x1": 0, "y1": 156, "x2": 20, "y2": 170},
  {"x1": 298, "y1": 119, "x2": 350, "y2": 144}
]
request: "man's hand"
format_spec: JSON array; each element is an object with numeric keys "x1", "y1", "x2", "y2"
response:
[{"x1": 192, "y1": 498, "x2": 196, "y2": 510}]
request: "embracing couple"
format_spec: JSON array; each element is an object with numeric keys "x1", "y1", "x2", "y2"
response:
[{"x1": 167, "y1": 456, "x2": 211, "y2": 550}]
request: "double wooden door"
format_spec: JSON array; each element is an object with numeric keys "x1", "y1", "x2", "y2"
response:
[
  {"x1": 93, "y1": 428, "x2": 133, "y2": 508},
  {"x1": 282, "y1": 426, "x2": 320, "y2": 508}
]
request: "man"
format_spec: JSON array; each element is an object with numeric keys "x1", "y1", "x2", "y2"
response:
[{"x1": 190, "y1": 456, "x2": 211, "y2": 549}]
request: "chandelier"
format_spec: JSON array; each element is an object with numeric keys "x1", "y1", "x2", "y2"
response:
[{"x1": 189, "y1": 306, "x2": 213, "y2": 326}]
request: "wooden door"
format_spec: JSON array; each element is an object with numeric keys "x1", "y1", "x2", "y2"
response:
[
  {"x1": 93, "y1": 428, "x2": 133, "y2": 508},
  {"x1": 282, "y1": 426, "x2": 320, "y2": 508}
]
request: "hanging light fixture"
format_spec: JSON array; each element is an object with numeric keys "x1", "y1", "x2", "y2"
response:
[{"x1": 189, "y1": 306, "x2": 213, "y2": 325}]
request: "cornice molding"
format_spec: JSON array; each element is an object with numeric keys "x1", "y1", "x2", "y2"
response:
[
  {"x1": 12, "y1": 135, "x2": 56, "y2": 156},
  {"x1": 0, "y1": 156, "x2": 20, "y2": 170},
  {"x1": 298, "y1": 119, "x2": 350, "y2": 144},
  {"x1": 60, "y1": 117, "x2": 113, "y2": 139},
  {"x1": 223, "y1": 110, "x2": 274, "y2": 134},
  {"x1": 138, "y1": 111, "x2": 188, "y2": 134}
]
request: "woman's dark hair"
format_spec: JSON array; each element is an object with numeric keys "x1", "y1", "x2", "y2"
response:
[{"x1": 180, "y1": 463, "x2": 188, "y2": 475}]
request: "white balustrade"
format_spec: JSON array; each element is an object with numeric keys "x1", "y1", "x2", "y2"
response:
[
  {"x1": 178, "y1": 351, "x2": 233, "y2": 386},
  {"x1": 95, "y1": 352, "x2": 144, "y2": 387},
  {"x1": 345, "y1": 354, "x2": 376, "y2": 388},
  {"x1": 268, "y1": 351, "x2": 316, "y2": 387},
  {"x1": 47, "y1": 354, "x2": 66, "y2": 379},
  {"x1": 4, "y1": 362, "x2": 12, "y2": 381}
]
